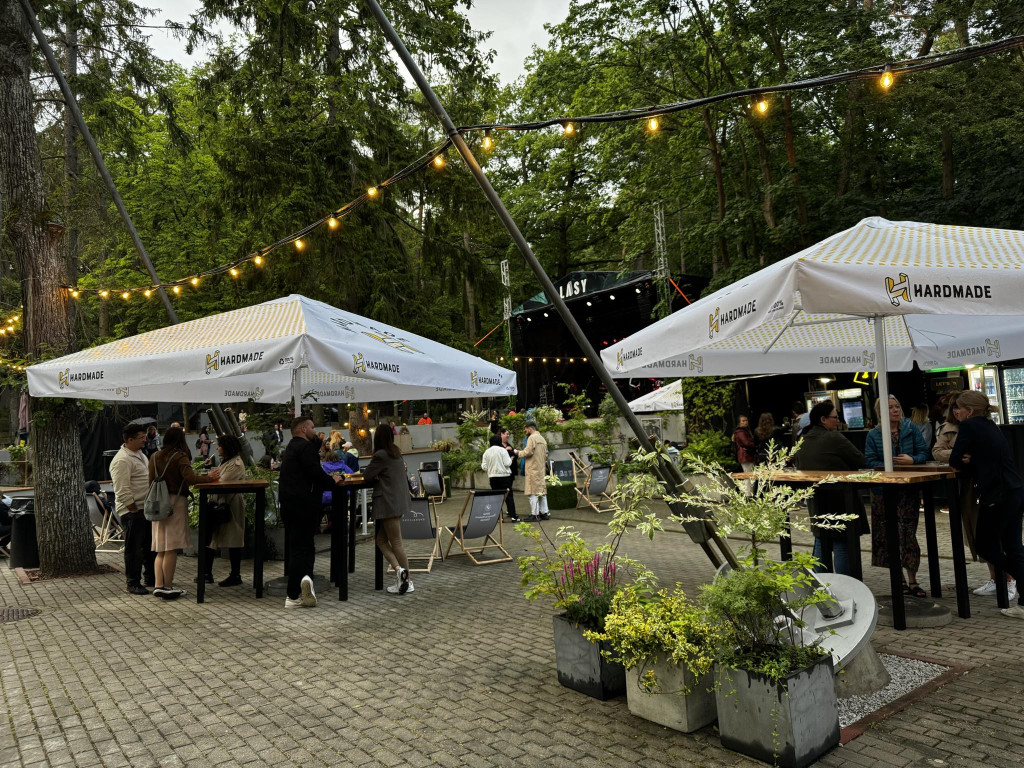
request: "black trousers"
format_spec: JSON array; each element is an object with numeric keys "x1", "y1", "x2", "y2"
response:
[
  {"x1": 122, "y1": 511, "x2": 155, "y2": 587},
  {"x1": 284, "y1": 514, "x2": 317, "y2": 600},
  {"x1": 489, "y1": 475, "x2": 516, "y2": 518},
  {"x1": 976, "y1": 489, "x2": 1024, "y2": 605}
]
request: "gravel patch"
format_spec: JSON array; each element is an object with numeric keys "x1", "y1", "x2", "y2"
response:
[{"x1": 838, "y1": 653, "x2": 948, "y2": 728}]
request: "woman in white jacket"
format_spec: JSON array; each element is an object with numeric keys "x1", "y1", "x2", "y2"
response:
[{"x1": 482, "y1": 435, "x2": 517, "y2": 522}]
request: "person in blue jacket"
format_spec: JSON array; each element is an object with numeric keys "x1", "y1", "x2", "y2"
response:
[
  {"x1": 865, "y1": 395, "x2": 929, "y2": 597},
  {"x1": 949, "y1": 390, "x2": 1024, "y2": 619}
]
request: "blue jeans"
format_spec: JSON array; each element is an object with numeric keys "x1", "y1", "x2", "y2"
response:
[{"x1": 813, "y1": 536, "x2": 850, "y2": 575}]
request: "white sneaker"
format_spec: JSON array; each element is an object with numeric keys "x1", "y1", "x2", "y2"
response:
[
  {"x1": 300, "y1": 575, "x2": 317, "y2": 607},
  {"x1": 973, "y1": 579, "x2": 997, "y2": 595},
  {"x1": 285, "y1": 597, "x2": 303, "y2": 608},
  {"x1": 1008, "y1": 580, "x2": 1018, "y2": 602},
  {"x1": 1000, "y1": 604, "x2": 1024, "y2": 619},
  {"x1": 387, "y1": 580, "x2": 414, "y2": 594}
]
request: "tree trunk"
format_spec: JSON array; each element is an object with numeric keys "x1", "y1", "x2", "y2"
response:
[
  {"x1": 0, "y1": 0, "x2": 96, "y2": 575},
  {"x1": 63, "y1": 2, "x2": 80, "y2": 327},
  {"x1": 702, "y1": 108, "x2": 728, "y2": 273},
  {"x1": 941, "y1": 127, "x2": 954, "y2": 199},
  {"x1": 348, "y1": 407, "x2": 372, "y2": 455}
]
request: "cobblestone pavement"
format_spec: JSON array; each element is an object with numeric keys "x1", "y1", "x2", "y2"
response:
[{"x1": 1, "y1": 489, "x2": 1022, "y2": 767}]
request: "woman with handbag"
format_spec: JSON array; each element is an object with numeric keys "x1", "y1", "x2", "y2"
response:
[
  {"x1": 209, "y1": 435, "x2": 247, "y2": 587},
  {"x1": 361, "y1": 425, "x2": 412, "y2": 595},
  {"x1": 148, "y1": 427, "x2": 218, "y2": 599}
]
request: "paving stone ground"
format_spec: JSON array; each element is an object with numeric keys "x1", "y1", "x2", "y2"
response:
[{"x1": 1, "y1": 489, "x2": 1022, "y2": 767}]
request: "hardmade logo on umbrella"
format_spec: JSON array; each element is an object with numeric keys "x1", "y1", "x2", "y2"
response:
[
  {"x1": 946, "y1": 338, "x2": 1001, "y2": 361},
  {"x1": 309, "y1": 385, "x2": 357, "y2": 400},
  {"x1": 58, "y1": 368, "x2": 104, "y2": 389},
  {"x1": 615, "y1": 346, "x2": 643, "y2": 369},
  {"x1": 708, "y1": 300, "x2": 758, "y2": 340},
  {"x1": 223, "y1": 386, "x2": 265, "y2": 400},
  {"x1": 330, "y1": 316, "x2": 423, "y2": 355},
  {"x1": 885, "y1": 271, "x2": 993, "y2": 307},
  {"x1": 689, "y1": 354, "x2": 703, "y2": 373},
  {"x1": 818, "y1": 350, "x2": 875, "y2": 368},
  {"x1": 470, "y1": 370, "x2": 502, "y2": 388},
  {"x1": 351, "y1": 353, "x2": 400, "y2": 375},
  {"x1": 204, "y1": 348, "x2": 266, "y2": 375},
  {"x1": 115, "y1": 387, "x2": 130, "y2": 398}
]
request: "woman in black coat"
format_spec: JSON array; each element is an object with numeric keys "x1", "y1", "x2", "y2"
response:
[
  {"x1": 794, "y1": 400, "x2": 866, "y2": 575},
  {"x1": 362, "y1": 426, "x2": 413, "y2": 595},
  {"x1": 949, "y1": 390, "x2": 1024, "y2": 619}
]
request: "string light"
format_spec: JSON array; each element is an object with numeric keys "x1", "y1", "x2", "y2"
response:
[
  {"x1": 121, "y1": 292, "x2": 130, "y2": 301},
  {"x1": 754, "y1": 95, "x2": 769, "y2": 114},
  {"x1": 71, "y1": 290, "x2": 79, "y2": 298},
  {"x1": 367, "y1": 185, "x2": 379, "y2": 198},
  {"x1": 144, "y1": 289, "x2": 152, "y2": 298},
  {"x1": 562, "y1": 121, "x2": 576, "y2": 137},
  {"x1": 646, "y1": 116, "x2": 660, "y2": 132},
  {"x1": 229, "y1": 268, "x2": 239, "y2": 278},
  {"x1": 253, "y1": 255, "x2": 264, "y2": 267},
  {"x1": 327, "y1": 217, "x2": 339, "y2": 230},
  {"x1": 99, "y1": 290, "x2": 109, "y2": 299},
  {"x1": 190, "y1": 277, "x2": 200, "y2": 287},
  {"x1": 879, "y1": 65, "x2": 894, "y2": 90},
  {"x1": 482, "y1": 130, "x2": 494, "y2": 151},
  {"x1": 172, "y1": 285, "x2": 181, "y2": 295},
  {"x1": 294, "y1": 239, "x2": 305, "y2": 252},
  {"x1": 432, "y1": 154, "x2": 446, "y2": 169}
]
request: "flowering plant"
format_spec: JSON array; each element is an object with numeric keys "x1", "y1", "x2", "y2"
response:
[{"x1": 517, "y1": 450, "x2": 665, "y2": 630}]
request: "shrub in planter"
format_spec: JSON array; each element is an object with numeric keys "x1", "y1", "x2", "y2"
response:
[
  {"x1": 545, "y1": 479, "x2": 576, "y2": 510},
  {"x1": 670, "y1": 443, "x2": 857, "y2": 767},
  {"x1": 586, "y1": 585, "x2": 725, "y2": 732},
  {"x1": 518, "y1": 453, "x2": 666, "y2": 699}
]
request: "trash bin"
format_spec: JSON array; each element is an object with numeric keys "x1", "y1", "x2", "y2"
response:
[
  {"x1": 9, "y1": 498, "x2": 39, "y2": 570},
  {"x1": 102, "y1": 449, "x2": 119, "y2": 481}
]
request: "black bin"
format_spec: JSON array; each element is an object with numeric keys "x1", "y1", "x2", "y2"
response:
[{"x1": 9, "y1": 498, "x2": 39, "y2": 570}]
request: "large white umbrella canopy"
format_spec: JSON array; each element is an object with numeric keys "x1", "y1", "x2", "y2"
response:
[
  {"x1": 627, "y1": 379, "x2": 685, "y2": 413},
  {"x1": 28, "y1": 294, "x2": 517, "y2": 405},
  {"x1": 602, "y1": 217, "x2": 1024, "y2": 469}
]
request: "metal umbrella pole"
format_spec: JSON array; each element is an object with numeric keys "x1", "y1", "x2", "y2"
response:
[
  {"x1": 21, "y1": 0, "x2": 250, "y2": 464},
  {"x1": 362, "y1": 0, "x2": 736, "y2": 568}
]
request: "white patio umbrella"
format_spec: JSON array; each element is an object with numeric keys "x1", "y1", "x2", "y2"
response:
[
  {"x1": 602, "y1": 217, "x2": 1024, "y2": 470},
  {"x1": 627, "y1": 379, "x2": 685, "y2": 413},
  {"x1": 28, "y1": 294, "x2": 517, "y2": 409}
]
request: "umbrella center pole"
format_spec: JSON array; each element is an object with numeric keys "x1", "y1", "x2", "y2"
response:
[{"x1": 873, "y1": 316, "x2": 895, "y2": 473}]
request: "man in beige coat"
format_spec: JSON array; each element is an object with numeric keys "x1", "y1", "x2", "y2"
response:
[{"x1": 517, "y1": 421, "x2": 549, "y2": 521}]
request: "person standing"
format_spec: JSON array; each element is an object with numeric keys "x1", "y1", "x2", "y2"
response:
[
  {"x1": 865, "y1": 395, "x2": 929, "y2": 598},
  {"x1": 949, "y1": 390, "x2": 1024, "y2": 618},
  {"x1": 754, "y1": 412, "x2": 778, "y2": 456},
  {"x1": 731, "y1": 415, "x2": 758, "y2": 495},
  {"x1": 362, "y1": 425, "x2": 413, "y2": 595},
  {"x1": 417, "y1": 412, "x2": 432, "y2": 425},
  {"x1": 278, "y1": 417, "x2": 345, "y2": 608},
  {"x1": 209, "y1": 435, "x2": 247, "y2": 587},
  {"x1": 144, "y1": 425, "x2": 161, "y2": 458},
  {"x1": 482, "y1": 435, "x2": 517, "y2": 522},
  {"x1": 110, "y1": 423, "x2": 156, "y2": 594},
  {"x1": 196, "y1": 426, "x2": 212, "y2": 462},
  {"x1": 148, "y1": 427, "x2": 219, "y2": 599},
  {"x1": 794, "y1": 401, "x2": 867, "y2": 575},
  {"x1": 517, "y1": 421, "x2": 549, "y2": 522},
  {"x1": 488, "y1": 410, "x2": 501, "y2": 435},
  {"x1": 499, "y1": 427, "x2": 520, "y2": 522}
]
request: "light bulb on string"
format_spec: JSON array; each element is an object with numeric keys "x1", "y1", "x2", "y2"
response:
[
  {"x1": 754, "y1": 95, "x2": 769, "y2": 115},
  {"x1": 327, "y1": 216, "x2": 339, "y2": 230},
  {"x1": 367, "y1": 186, "x2": 379, "y2": 199},
  {"x1": 646, "y1": 116, "x2": 660, "y2": 132},
  {"x1": 253, "y1": 255, "x2": 264, "y2": 267},
  {"x1": 562, "y1": 121, "x2": 576, "y2": 137},
  {"x1": 432, "y1": 153, "x2": 446, "y2": 169},
  {"x1": 482, "y1": 130, "x2": 494, "y2": 151},
  {"x1": 12, "y1": 315, "x2": 18, "y2": 322},
  {"x1": 294, "y1": 239, "x2": 305, "y2": 252},
  {"x1": 121, "y1": 292, "x2": 130, "y2": 301},
  {"x1": 99, "y1": 290, "x2": 109, "y2": 299},
  {"x1": 879, "y1": 66, "x2": 893, "y2": 90},
  {"x1": 230, "y1": 267, "x2": 239, "y2": 278},
  {"x1": 144, "y1": 289, "x2": 152, "y2": 298},
  {"x1": 70, "y1": 290, "x2": 80, "y2": 299},
  {"x1": 172, "y1": 285, "x2": 181, "y2": 295},
  {"x1": 190, "y1": 277, "x2": 200, "y2": 287}
]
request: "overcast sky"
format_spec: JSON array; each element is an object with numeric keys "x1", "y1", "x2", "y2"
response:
[{"x1": 145, "y1": 0, "x2": 571, "y2": 84}]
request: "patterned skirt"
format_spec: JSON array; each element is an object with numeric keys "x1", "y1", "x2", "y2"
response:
[{"x1": 870, "y1": 488, "x2": 921, "y2": 572}]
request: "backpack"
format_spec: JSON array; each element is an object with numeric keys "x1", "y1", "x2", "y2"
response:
[{"x1": 143, "y1": 451, "x2": 182, "y2": 521}]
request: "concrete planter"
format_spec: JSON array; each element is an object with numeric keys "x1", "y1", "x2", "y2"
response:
[
  {"x1": 715, "y1": 655, "x2": 839, "y2": 768},
  {"x1": 625, "y1": 657, "x2": 716, "y2": 733},
  {"x1": 552, "y1": 615, "x2": 625, "y2": 700}
]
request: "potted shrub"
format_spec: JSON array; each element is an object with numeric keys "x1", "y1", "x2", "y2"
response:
[
  {"x1": 586, "y1": 584, "x2": 725, "y2": 732},
  {"x1": 517, "y1": 452, "x2": 665, "y2": 700},
  {"x1": 671, "y1": 444, "x2": 855, "y2": 768}
]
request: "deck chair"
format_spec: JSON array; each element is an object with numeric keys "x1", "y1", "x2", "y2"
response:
[
  {"x1": 444, "y1": 489, "x2": 511, "y2": 565},
  {"x1": 418, "y1": 463, "x2": 446, "y2": 505},
  {"x1": 88, "y1": 493, "x2": 124, "y2": 552},
  {"x1": 549, "y1": 459, "x2": 575, "y2": 484},
  {"x1": 575, "y1": 464, "x2": 621, "y2": 514},
  {"x1": 387, "y1": 497, "x2": 443, "y2": 574},
  {"x1": 568, "y1": 450, "x2": 592, "y2": 489}
]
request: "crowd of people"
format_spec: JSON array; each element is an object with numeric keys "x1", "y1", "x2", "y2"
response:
[{"x1": 734, "y1": 389, "x2": 1024, "y2": 620}]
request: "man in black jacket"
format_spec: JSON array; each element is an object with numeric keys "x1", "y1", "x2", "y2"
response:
[{"x1": 278, "y1": 416, "x2": 344, "y2": 608}]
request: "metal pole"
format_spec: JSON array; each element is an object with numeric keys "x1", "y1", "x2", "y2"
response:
[
  {"x1": 362, "y1": 0, "x2": 735, "y2": 567},
  {"x1": 873, "y1": 316, "x2": 895, "y2": 472},
  {"x1": 22, "y1": 0, "x2": 241, "y2": 456}
]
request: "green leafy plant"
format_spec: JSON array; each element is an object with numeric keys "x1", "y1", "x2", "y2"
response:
[
  {"x1": 5, "y1": 442, "x2": 30, "y2": 485},
  {"x1": 669, "y1": 442, "x2": 856, "y2": 682},
  {"x1": 586, "y1": 584, "x2": 727, "y2": 694},
  {"x1": 680, "y1": 429, "x2": 738, "y2": 472},
  {"x1": 517, "y1": 450, "x2": 665, "y2": 630}
]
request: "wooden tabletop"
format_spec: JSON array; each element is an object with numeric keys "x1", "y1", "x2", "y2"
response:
[
  {"x1": 336, "y1": 475, "x2": 367, "y2": 486},
  {"x1": 200, "y1": 480, "x2": 270, "y2": 492},
  {"x1": 731, "y1": 469, "x2": 953, "y2": 484}
]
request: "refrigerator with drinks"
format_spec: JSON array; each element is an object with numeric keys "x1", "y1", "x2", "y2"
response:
[
  {"x1": 1002, "y1": 365, "x2": 1024, "y2": 425},
  {"x1": 968, "y1": 365, "x2": 1002, "y2": 424}
]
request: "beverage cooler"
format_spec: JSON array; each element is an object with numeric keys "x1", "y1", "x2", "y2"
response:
[
  {"x1": 836, "y1": 388, "x2": 866, "y2": 429},
  {"x1": 1002, "y1": 365, "x2": 1024, "y2": 425},
  {"x1": 968, "y1": 365, "x2": 1002, "y2": 424}
]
